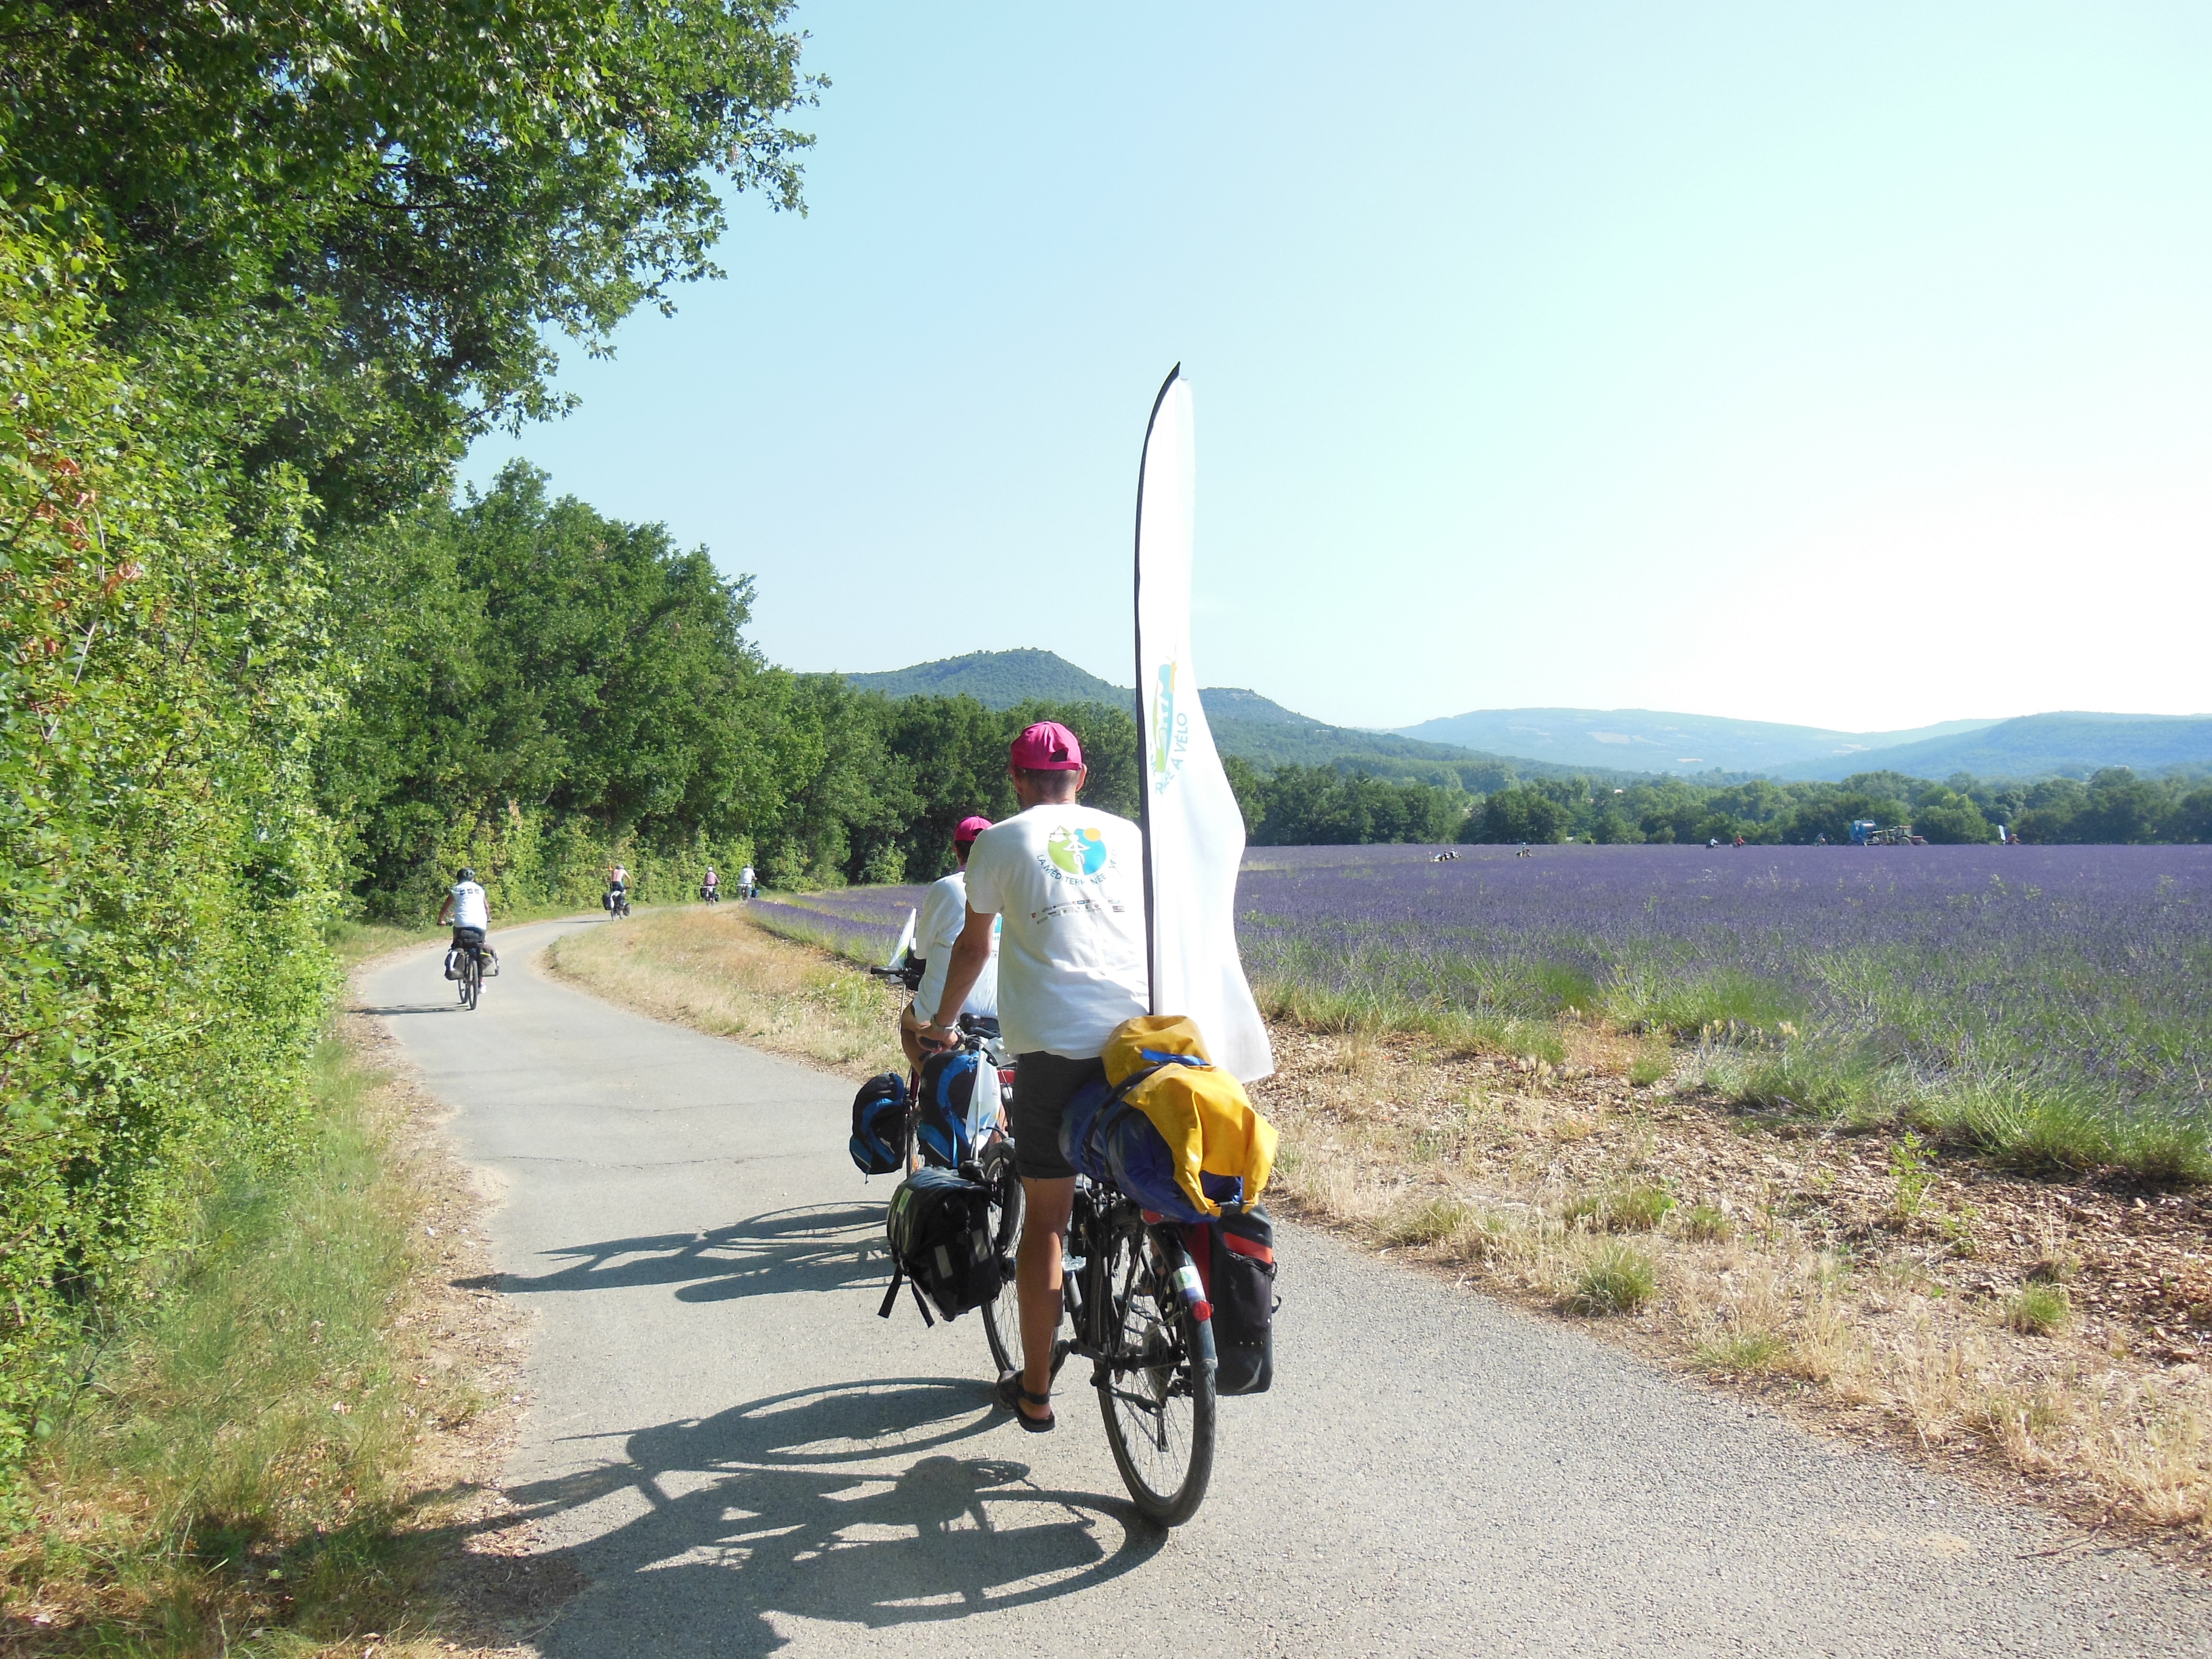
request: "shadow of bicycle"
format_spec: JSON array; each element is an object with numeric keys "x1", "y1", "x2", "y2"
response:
[
  {"x1": 454, "y1": 1202, "x2": 887, "y2": 1304},
  {"x1": 498, "y1": 1375, "x2": 1165, "y2": 1658}
]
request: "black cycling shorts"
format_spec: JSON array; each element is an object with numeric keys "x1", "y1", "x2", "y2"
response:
[
  {"x1": 1010, "y1": 1051, "x2": 1106, "y2": 1180},
  {"x1": 451, "y1": 926, "x2": 486, "y2": 948}
]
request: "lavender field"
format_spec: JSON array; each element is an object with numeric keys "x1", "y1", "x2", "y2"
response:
[{"x1": 754, "y1": 844, "x2": 2212, "y2": 1176}]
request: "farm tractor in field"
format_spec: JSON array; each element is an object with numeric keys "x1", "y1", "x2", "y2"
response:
[{"x1": 1849, "y1": 819, "x2": 1924, "y2": 846}]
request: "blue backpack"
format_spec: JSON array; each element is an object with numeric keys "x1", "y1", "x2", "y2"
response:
[
  {"x1": 914, "y1": 1047, "x2": 981, "y2": 1169},
  {"x1": 850, "y1": 1073, "x2": 906, "y2": 1176}
]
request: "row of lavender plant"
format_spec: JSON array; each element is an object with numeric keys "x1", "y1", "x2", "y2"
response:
[
  {"x1": 753, "y1": 844, "x2": 2212, "y2": 1173},
  {"x1": 745, "y1": 885, "x2": 928, "y2": 963},
  {"x1": 1238, "y1": 843, "x2": 2212, "y2": 1172}
]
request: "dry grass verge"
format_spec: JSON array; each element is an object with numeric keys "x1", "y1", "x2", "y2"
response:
[
  {"x1": 1255, "y1": 1024, "x2": 2212, "y2": 1563},
  {"x1": 540, "y1": 903, "x2": 2212, "y2": 1566},
  {"x1": 545, "y1": 906, "x2": 905, "y2": 1081},
  {"x1": 1, "y1": 984, "x2": 566, "y2": 1655}
]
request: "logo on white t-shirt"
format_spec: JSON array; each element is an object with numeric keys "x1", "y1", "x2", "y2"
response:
[{"x1": 1045, "y1": 825, "x2": 1111, "y2": 878}]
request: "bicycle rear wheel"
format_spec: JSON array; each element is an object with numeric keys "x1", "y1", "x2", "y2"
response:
[
  {"x1": 461, "y1": 950, "x2": 481, "y2": 1010},
  {"x1": 1096, "y1": 1210, "x2": 1215, "y2": 1526},
  {"x1": 976, "y1": 1140, "x2": 1024, "y2": 1379}
]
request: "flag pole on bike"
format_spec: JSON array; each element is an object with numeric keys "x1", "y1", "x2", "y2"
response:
[{"x1": 1131, "y1": 365, "x2": 1274, "y2": 1085}]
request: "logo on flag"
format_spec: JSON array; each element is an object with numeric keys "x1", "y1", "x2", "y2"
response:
[{"x1": 1151, "y1": 661, "x2": 1190, "y2": 795}]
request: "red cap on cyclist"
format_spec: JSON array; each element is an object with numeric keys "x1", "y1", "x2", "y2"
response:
[
  {"x1": 954, "y1": 815, "x2": 993, "y2": 845},
  {"x1": 1010, "y1": 720, "x2": 1083, "y2": 770}
]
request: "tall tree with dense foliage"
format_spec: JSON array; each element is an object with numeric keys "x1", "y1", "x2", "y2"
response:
[
  {"x1": 0, "y1": 218, "x2": 334, "y2": 1455},
  {"x1": 0, "y1": 0, "x2": 816, "y2": 524}
]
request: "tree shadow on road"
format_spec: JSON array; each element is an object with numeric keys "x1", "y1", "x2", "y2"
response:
[
  {"x1": 456, "y1": 1202, "x2": 887, "y2": 1304},
  {"x1": 495, "y1": 1376, "x2": 1166, "y2": 1658}
]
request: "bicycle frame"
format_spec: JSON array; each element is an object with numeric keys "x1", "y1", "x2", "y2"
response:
[{"x1": 1055, "y1": 1180, "x2": 1213, "y2": 1382}]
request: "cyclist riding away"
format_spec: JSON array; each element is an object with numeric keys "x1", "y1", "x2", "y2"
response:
[
  {"x1": 437, "y1": 866, "x2": 496, "y2": 979},
  {"x1": 899, "y1": 816, "x2": 1001, "y2": 1069},
  {"x1": 702, "y1": 864, "x2": 720, "y2": 902},
  {"x1": 923, "y1": 721, "x2": 1147, "y2": 1432},
  {"x1": 739, "y1": 862, "x2": 757, "y2": 900}
]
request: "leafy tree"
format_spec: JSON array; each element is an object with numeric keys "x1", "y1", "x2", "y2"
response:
[
  {"x1": 1911, "y1": 787, "x2": 1993, "y2": 844},
  {"x1": 1479, "y1": 787, "x2": 1568, "y2": 844},
  {"x1": 1, "y1": 0, "x2": 817, "y2": 524},
  {"x1": 2080, "y1": 768, "x2": 2165, "y2": 844},
  {"x1": 317, "y1": 464, "x2": 784, "y2": 910},
  {"x1": 1, "y1": 216, "x2": 333, "y2": 1455}
]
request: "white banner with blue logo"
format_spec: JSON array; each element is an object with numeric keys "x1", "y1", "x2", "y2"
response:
[{"x1": 1134, "y1": 370, "x2": 1275, "y2": 1084}]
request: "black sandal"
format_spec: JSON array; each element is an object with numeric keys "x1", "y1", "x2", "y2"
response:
[{"x1": 995, "y1": 1370, "x2": 1055, "y2": 1432}]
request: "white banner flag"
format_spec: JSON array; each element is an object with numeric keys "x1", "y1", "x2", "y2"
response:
[{"x1": 1134, "y1": 369, "x2": 1275, "y2": 1083}]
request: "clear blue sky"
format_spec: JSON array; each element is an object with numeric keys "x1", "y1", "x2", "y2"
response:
[{"x1": 461, "y1": 1, "x2": 2212, "y2": 734}]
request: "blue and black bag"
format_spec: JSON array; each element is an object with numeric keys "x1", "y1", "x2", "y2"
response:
[
  {"x1": 1057, "y1": 1064, "x2": 1242, "y2": 1225},
  {"x1": 914, "y1": 1047, "x2": 981, "y2": 1169},
  {"x1": 850, "y1": 1072, "x2": 907, "y2": 1176}
]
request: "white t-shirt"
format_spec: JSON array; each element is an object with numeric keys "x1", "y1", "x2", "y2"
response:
[
  {"x1": 740, "y1": 866, "x2": 755, "y2": 885},
  {"x1": 914, "y1": 870, "x2": 998, "y2": 1024},
  {"x1": 961, "y1": 803, "x2": 1147, "y2": 1058},
  {"x1": 450, "y1": 881, "x2": 489, "y2": 930}
]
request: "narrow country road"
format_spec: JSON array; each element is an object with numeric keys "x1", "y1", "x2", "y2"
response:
[{"x1": 363, "y1": 917, "x2": 2208, "y2": 1657}]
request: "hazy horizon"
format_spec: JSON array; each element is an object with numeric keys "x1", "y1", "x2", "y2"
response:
[{"x1": 462, "y1": 2, "x2": 2212, "y2": 733}]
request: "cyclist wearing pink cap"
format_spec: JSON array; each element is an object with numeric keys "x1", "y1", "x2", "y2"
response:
[
  {"x1": 899, "y1": 814, "x2": 1000, "y2": 1067},
  {"x1": 924, "y1": 720, "x2": 1147, "y2": 1431}
]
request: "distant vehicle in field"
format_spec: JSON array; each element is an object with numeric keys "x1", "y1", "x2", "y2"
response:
[{"x1": 1851, "y1": 820, "x2": 1923, "y2": 846}]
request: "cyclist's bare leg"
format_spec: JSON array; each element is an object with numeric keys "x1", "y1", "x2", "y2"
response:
[{"x1": 1015, "y1": 1175, "x2": 1075, "y2": 1421}]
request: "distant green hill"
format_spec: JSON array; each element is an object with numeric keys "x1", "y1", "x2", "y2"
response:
[
  {"x1": 1394, "y1": 706, "x2": 2002, "y2": 774},
  {"x1": 843, "y1": 650, "x2": 1655, "y2": 786},
  {"x1": 1770, "y1": 712, "x2": 2212, "y2": 782},
  {"x1": 846, "y1": 648, "x2": 1128, "y2": 707}
]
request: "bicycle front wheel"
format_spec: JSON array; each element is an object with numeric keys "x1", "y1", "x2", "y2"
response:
[
  {"x1": 1096, "y1": 1211, "x2": 1216, "y2": 1526},
  {"x1": 976, "y1": 1140, "x2": 1024, "y2": 1379}
]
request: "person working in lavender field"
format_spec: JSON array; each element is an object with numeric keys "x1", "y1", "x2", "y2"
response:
[{"x1": 922, "y1": 721, "x2": 1148, "y2": 1431}]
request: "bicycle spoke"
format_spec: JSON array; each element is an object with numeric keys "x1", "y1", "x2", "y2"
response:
[{"x1": 1095, "y1": 1209, "x2": 1215, "y2": 1525}]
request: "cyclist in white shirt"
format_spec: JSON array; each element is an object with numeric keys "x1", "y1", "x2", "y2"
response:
[
  {"x1": 436, "y1": 866, "x2": 496, "y2": 977},
  {"x1": 924, "y1": 721, "x2": 1148, "y2": 1432},
  {"x1": 899, "y1": 815, "x2": 1000, "y2": 1067},
  {"x1": 739, "y1": 863, "x2": 757, "y2": 899}
]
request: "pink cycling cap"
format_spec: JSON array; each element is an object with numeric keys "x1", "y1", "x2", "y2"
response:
[
  {"x1": 953, "y1": 815, "x2": 993, "y2": 844},
  {"x1": 1010, "y1": 720, "x2": 1084, "y2": 770}
]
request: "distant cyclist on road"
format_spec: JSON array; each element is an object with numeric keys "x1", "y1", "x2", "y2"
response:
[
  {"x1": 924, "y1": 721, "x2": 1148, "y2": 1432},
  {"x1": 739, "y1": 862, "x2": 757, "y2": 899},
  {"x1": 437, "y1": 866, "x2": 497, "y2": 979},
  {"x1": 702, "y1": 865, "x2": 721, "y2": 902},
  {"x1": 899, "y1": 815, "x2": 1001, "y2": 1068}
]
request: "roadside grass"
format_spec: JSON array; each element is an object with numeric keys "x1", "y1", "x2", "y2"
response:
[
  {"x1": 1563, "y1": 1242, "x2": 1657, "y2": 1316},
  {"x1": 1, "y1": 1035, "x2": 476, "y2": 1653},
  {"x1": 2004, "y1": 1283, "x2": 2072, "y2": 1337},
  {"x1": 1251, "y1": 976, "x2": 1567, "y2": 1067},
  {"x1": 547, "y1": 906, "x2": 905, "y2": 1081},
  {"x1": 1256, "y1": 1029, "x2": 2212, "y2": 1540}
]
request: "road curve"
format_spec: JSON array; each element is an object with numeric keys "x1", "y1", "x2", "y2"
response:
[{"x1": 363, "y1": 917, "x2": 2208, "y2": 1657}]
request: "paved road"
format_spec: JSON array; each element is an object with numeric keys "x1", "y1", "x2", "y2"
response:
[{"x1": 364, "y1": 918, "x2": 2209, "y2": 1657}]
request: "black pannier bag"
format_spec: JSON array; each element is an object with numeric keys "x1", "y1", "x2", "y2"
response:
[
  {"x1": 850, "y1": 1073, "x2": 906, "y2": 1176},
  {"x1": 879, "y1": 1167, "x2": 1002, "y2": 1326},
  {"x1": 1186, "y1": 1204, "x2": 1276, "y2": 1395}
]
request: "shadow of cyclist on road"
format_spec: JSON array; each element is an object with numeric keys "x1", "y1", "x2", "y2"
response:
[{"x1": 489, "y1": 1376, "x2": 1165, "y2": 1658}]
